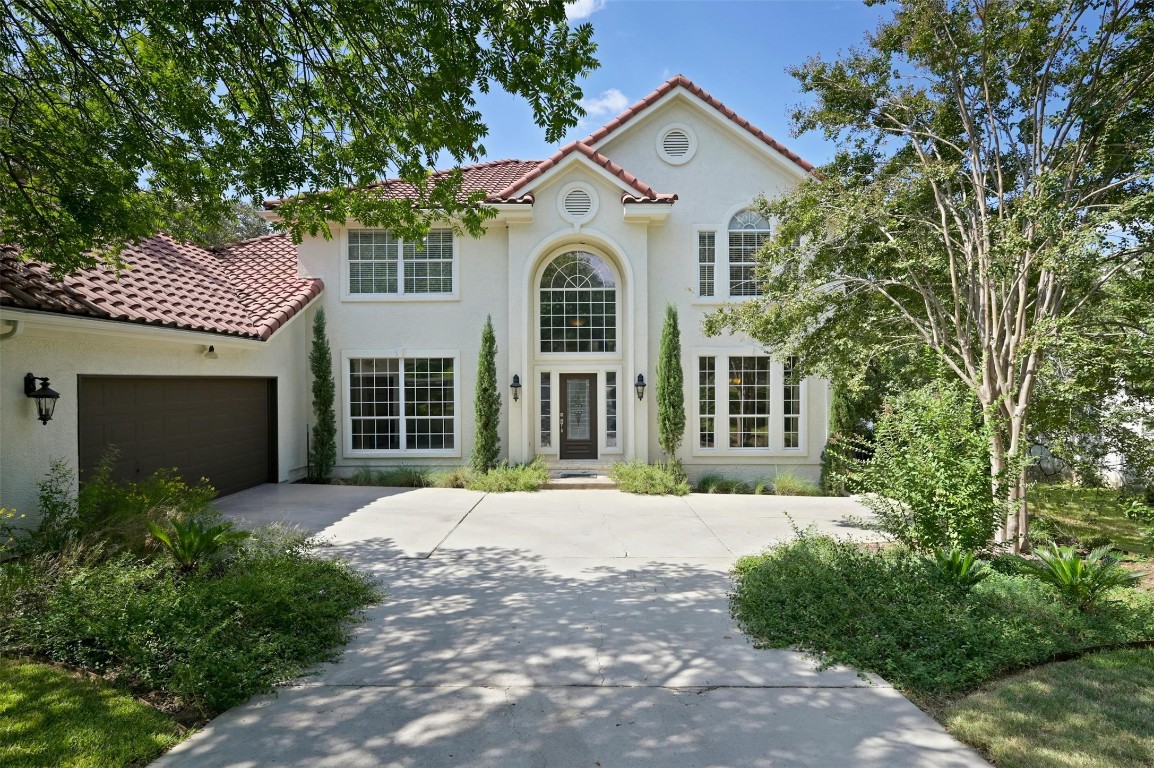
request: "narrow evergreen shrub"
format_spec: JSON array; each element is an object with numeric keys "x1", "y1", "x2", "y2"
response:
[
  {"x1": 309, "y1": 308, "x2": 337, "y2": 482},
  {"x1": 656, "y1": 303, "x2": 685, "y2": 459},
  {"x1": 471, "y1": 315, "x2": 501, "y2": 473}
]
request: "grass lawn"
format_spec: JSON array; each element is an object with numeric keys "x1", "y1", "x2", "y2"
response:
[
  {"x1": 0, "y1": 656, "x2": 182, "y2": 768},
  {"x1": 1029, "y1": 484, "x2": 1153, "y2": 556},
  {"x1": 941, "y1": 649, "x2": 1154, "y2": 768}
]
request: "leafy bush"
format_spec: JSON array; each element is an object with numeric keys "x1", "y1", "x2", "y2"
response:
[
  {"x1": 696, "y1": 475, "x2": 751, "y2": 494},
  {"x1": 428, "y1": 467, "x2": 473, "y2": 489},
  {"x1": 924, "y1": 547, "x2": 990, "y2": 593},
  {"x1": 611, "y1": 460, "x2": 690, "y2": 496},
  {"x1": 466, "y1": 459, "x2": 548, "y2": 492},
  {"x1": 148, "y1": 518, "x2": 250, "y2": 572},
  {"x1": 850, "y1": 383, "x2": 1005, "y2": 552},
  {"x1": 731, "y1": 534, "x2": 1154, "y2": 699},
  {"x1": 0, "y1": 527, "x2": 380, "y2": 715},
  {"x1": 1019, "y1": 544, "x2": 1142, "y2": 611},
  {"x1": 771, "y1": 470, "x2": 823, "y2": 496}
]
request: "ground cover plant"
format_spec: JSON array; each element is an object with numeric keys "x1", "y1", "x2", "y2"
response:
[
  {"x1": 695, "y1": 471, "x2": 821, "y2": 496},
  {"x1": 337, "y1": 460, "x2": 548, "y2": 492},
  {"x1": 0, "y1": 464, "x2": 381, "y2": 723},
  {"x1": 0, "y1": 656, "x2": 182, "y2": 768},
  {"x1": 730, "y1": 533, "x2": 1154, "y2": 704},
  {"x1": 941, "y1": 649, "x2": 1154, "y2": 768},
  {"x1": 465, "y1": 459, "x2": 549, "y2": 493},
  {"x1": 610, "y1": 460, "x2": 690, "y2": 496}
]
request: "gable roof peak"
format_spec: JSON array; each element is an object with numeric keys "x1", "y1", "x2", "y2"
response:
[{"x1": 582, "y1": 74, "x2": 814, "y2": 174}]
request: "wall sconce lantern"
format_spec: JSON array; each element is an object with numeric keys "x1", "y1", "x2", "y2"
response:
[
  {"x1": 24, "y1": 373, "x2": 60, "y2": 425},
  {"x1": 202, "y1": 345, "x2": 219, "y2": 360},
  {"x1": 635, "y1": 374, "x2": 647, "y2": 401},
  {"x1": 510, "y1": 374, "x2": 522, "y2": 402}
]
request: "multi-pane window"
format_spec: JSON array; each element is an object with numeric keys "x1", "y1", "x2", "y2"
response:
[
  {"x1": 728, "y1": 356, "x2": 771, "y2": 448},
  {"x1": 606, "y1": 372, "x2": 618, "y2": 448},
  {"x1": 539, "y1": 251, "x2": 617, "y2": 353},
  {"x1": 698, "y1": 232, "x2": 716, "y2": 297},
  {"x1": 540, "y1": 372, "x2": 552, "y2": 448},
  {"x1": 783, "y1": 356, "x2": 801, "y2": 449},
  {"x1": 348, "y1": 229, "x2": 454, "y2": 295},
  {"x1": 728, "y1": 210, "x2": 771, "y2": 297},
  {"x1": 699, "y1": 357, "x2": 716, "y2": 448},
  {"x1": 349, "y1": 357, "x2": 455, "y2": 451}
]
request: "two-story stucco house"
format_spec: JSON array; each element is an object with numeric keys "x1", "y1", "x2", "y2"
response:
[{"x1": 0, "y1": 76, "x2": 829, "y2": 516}]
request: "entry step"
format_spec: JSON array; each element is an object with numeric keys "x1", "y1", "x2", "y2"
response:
[{"x1": 544, "y1": 469, "x2": 617, "y2": 490}]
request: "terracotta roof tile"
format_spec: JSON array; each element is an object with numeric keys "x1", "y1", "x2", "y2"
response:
[
  {"x1": 0, "y1": 234, "x2": 321, "y2": 341},
  {"x1": 582, "y1": 74, "x2": 815, "y2": 174},
  {"x1": 492, "y1": 142, "x2": 677, "y2": 203}
]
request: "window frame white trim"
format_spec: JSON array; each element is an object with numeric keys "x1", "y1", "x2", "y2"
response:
[
  {"x1": 342, "y1": 348, "x2": 462, "y2": 458},
  {"x1": 688, "y1": 347, "x2": 808, "y2": 458},
  {"x1": 340, "y1": 227, "x2": 461, "y2": 302},
  {"x1": 531, "y1": 365, "x2": 624, "y2": 457},
  {"x1": 534, "y1": 245, "x2": 623, "y2": 361}
]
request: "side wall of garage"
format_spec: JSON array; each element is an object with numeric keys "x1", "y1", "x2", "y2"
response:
[{"x1": 0, "y1": 309, "x2": 314, "y2": 523}]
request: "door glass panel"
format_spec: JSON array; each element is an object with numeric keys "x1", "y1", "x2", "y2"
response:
[{"x1": 566, "y1": 379, "x2": 590, "y2": 440}]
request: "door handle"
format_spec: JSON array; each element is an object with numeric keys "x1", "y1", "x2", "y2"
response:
[{"x1": 559, "y1": 413, "x2": 565, "y2": 432}]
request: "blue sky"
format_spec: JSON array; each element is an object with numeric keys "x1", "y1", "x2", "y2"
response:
[{"x1": 473, "y1": 0, "x2": 892, "y2": 167}]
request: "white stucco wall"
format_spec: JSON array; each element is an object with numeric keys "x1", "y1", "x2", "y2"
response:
[{"x1": 0, "y1": 311, "x2": 312, "y2": 522}]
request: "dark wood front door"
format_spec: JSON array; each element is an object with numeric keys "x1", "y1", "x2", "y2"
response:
[{"x1": 559, "y1": 373, "x2": 597, "y2": 460}]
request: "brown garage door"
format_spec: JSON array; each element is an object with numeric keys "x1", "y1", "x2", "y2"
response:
[{"x1": 78, "y1": 376, "x2": 276, "y2": 497}]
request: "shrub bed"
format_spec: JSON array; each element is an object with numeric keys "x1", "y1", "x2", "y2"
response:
[
  {"x1": 610, "y1": 460, "x2": 690, "y2": 496},
  {"x1": 730, "y1": 534, "x2": 1154, "y2": 702}
]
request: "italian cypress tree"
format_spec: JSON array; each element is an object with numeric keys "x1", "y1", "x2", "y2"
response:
[
  {"x1": 656, "y1": 303, "x2": 686, "y2": 459},
  {"x1": 309, "y1": 307, "x2": 337, "y2": 482},
  {"x1": 471, "y1": 315, "x2": 501, "y2": 473}
]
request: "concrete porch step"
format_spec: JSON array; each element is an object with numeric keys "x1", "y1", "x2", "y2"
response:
[{"x1": 544, "y1": 468, "x2": 617, "y2": 490}]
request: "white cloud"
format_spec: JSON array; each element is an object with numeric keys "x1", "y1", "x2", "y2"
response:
[
  {"x1": 579, "y1": 88, "x2": 629, "y2": 120},
  {"x1": 565, "y1": 0, "x2": 607, "y2": 21}
]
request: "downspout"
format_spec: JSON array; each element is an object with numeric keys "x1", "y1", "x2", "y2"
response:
[{"x1": 0, "y1": 319, "x2": 22, "y2": 341}]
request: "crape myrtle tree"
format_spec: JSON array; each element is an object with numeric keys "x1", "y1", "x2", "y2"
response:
[
  {"x1": 656, "y1": 303, "x2": 686, "y2": 460},
  {"x1": 472, "y1": 316, "x2": 501, "y2": 473},
  {"x1": 309, "y1": 308, "x2": 337, "y2": 483},
  {"x1": 707, "y1": 0, "x2": 1154, "y2": 551},
  {"x1": 1, "y1": 0, "x2": 598, "y2": 274}
]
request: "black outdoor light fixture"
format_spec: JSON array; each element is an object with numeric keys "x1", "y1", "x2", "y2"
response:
[
  {"x1": 24, "y1": 373, "x2": 60, "y2": 425},
  {"x1": 635, "y1": 374, "x2": 647, "y2": 401},
  {"x1": 510, "y1": 374, "x2": 522, "y2": 402}
]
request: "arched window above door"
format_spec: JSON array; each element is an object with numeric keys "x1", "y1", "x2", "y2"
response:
[{"x1": 539, "y1": 251, "x2": 617, "y2": 353}]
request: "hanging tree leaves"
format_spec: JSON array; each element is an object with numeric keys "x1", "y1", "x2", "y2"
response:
[{"x1": 0, "y1": 0, "x2": 598, "y2": 274}]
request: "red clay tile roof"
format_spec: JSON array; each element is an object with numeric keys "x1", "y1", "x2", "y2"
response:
[
  {"x1": 493, "y1": 141, "x2": 677, "y2": 204},
  {"x1": 582, "y1": 74, "x2": 815, "y2": 174},
  {"x1": 0, "y1": 234, "x2": 321, "y2": 341},
  {"x1": 262, "y1": 159, "x2": 542, "y2": 209}
]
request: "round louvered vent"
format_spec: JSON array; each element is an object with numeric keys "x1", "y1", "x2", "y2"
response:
[
  {"x1": 564, "y1": 188, "x2": 593, "y2": 218},
  {"x1": 662, "y1": 130, "x2": 691, "y2": 157},
  {"x1": 558, "y1": 183, "x2": 598, "y2": 223},
  {"x1": 657, "y1": 123, "x2": 697, "y2": 165}
]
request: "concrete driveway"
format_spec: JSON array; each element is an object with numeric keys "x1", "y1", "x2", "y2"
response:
[{"x1": 152, "y1": 485, "x2": 989, "y2": 768}]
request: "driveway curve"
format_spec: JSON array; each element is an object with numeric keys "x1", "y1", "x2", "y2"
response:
[{"x1": 152, "y1": 485, "x2": 988, "y2": 768}]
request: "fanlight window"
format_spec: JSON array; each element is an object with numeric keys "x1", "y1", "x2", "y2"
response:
[
  {"x1": 729, "y1": 209, "x2": 771, "y2": 297},
  {"x1": 539, "y1": 252, "x2": 617, "y2": 353}
]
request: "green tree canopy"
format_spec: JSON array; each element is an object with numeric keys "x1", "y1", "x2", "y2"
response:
[
  {"x1": 707, "y1": 0, "x2": 1154, "y2": 549},
  {"x1": 1, "y1": 0, "x2": 597, "y2": 274}
]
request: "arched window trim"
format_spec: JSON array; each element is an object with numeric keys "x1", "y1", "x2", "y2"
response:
[
  {"x1": 728, "y1": 208, "x2": 771, "y2": 297},
  {"x1": 537, "y1": 250, "x2": 619, "y2": 355}
]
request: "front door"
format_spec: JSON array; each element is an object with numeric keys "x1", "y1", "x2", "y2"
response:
[{"x1": 559, "y1": 373, "x2": 597, "y2": 460}]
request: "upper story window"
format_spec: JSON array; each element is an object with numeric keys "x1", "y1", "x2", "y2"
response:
[
  {"x1": 540, "y1": 251, "x2": 617, "y2": 354},
  {"x1": 728, "y1": 210, "x2": 771, "y2": 297},
  {"x1": 348, "y1": 229, "x2": 454, "y2": 295}
]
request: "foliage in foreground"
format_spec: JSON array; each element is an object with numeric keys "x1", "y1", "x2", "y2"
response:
[
  {"x1": 845, "y1": 383, "x2": 1005, "y2": 552},
  {"x1": 0, "y1": 526, "x2": 380, "y2": 715},
  {"x1": 1020, "y1": 544, "x2": 1142, "y2": 612},
  {"x1": 941, "y1": 649, "x2": 1154, "y2": 768},
  {"x1": 1029, "y1": 484, "x2": 1154, "y2": 556},
  {"x1": 610, "y1": 460, "x2": 690, "y2": 496},
  {"x1": 0, "y1": 656, "x2": 181, "y2": 768},
  {"x1": 730, "y1": 534, "x2": 1153, "y2": 700}
]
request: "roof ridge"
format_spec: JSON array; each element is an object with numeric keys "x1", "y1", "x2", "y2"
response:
[
  {"x1": 490, "y1": 140, "x2": 676, "y2": 203},
  {"x1": 581, "y1": 74, "x2": 814, "y2": 173}
]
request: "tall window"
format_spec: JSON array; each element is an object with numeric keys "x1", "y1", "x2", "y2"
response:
[
  {"x1": 728, "y1": 210, "x2": 771, "y2": 297},
  {"x1": 539, "y1": 372, "x2": 552, "y2": 448},
  {"x1": 728, "y1": 356, "x2": 771, "y2": 448},
  {"x1": 349, "y1": 357, "x2": 455, "y2": 451},
  {"x1": 348, "y1": 229, "x2": 454, "y2": 295},
  {"x1": 606, "y1": 372, "x2": 618, "y2": 448},
  {"x1": 698, "y1": 232, "x2": 716, "y2": 297},
  {"x1": 783, "y1": 356, "x2": 801, "y2": 449},
  {"x1": 699, "y1": 357, "x2": 716, "y2": 448},
  {"x1": 539, "y1": 251, "x2": 617, "y2": 353}
]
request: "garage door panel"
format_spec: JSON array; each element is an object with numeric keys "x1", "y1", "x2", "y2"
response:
[{"x1": 79, "y1": 377, "x2": 274, "y2": 497}]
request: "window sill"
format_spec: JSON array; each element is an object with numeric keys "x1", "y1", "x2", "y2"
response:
[
  {"x1": 341, "y1": 293, "x2": 460, "y2": 303},
  {"x1": 344, "y1": 449, "x2": 461, "y2": 459}
]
